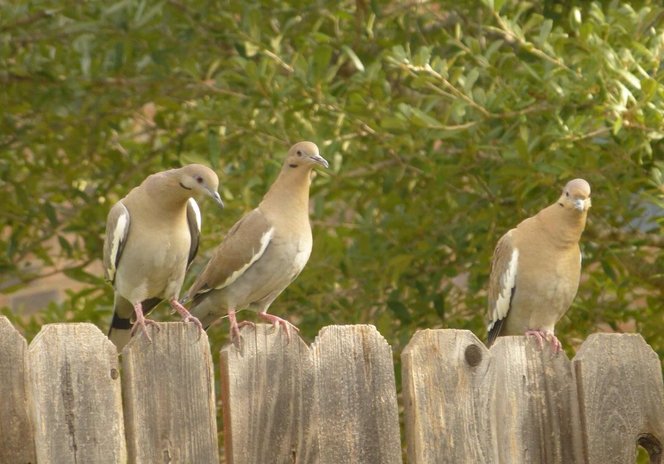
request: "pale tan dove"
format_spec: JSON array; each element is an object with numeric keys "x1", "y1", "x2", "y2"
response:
[
  {"x1": 183, "y1": 141, "x2": 328, "y2": 344},
  {"x1": 486, "y1": 178, "x2": 591, "y2": 353},
  {"x1": 104, "y1": 164, "x2": 223, "y2": 349}
]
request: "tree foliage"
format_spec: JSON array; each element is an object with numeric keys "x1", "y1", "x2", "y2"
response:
[{"x1": 2, "y1": 0, "x2": 663, "y2": 367}]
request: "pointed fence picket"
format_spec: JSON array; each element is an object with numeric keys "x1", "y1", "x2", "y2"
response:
[{"x1": 0, "y1": 316, "x2": 662, "y2": 464}]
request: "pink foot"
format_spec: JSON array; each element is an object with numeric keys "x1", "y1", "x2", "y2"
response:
[
  {"x1": 170, "y1": 298, "x2": 204, "y2": 335},
  {"x1": 525, "y1": 329, "x2": 562, "y2": 354},
  {"x1": 130, "y1": 302, "x2": 159, "y2": 341},
  {"x1": 258, "y1": 312, "x2": 299, "y2": 342},
  {"x1": 548, "y1": 334, "x2": 563, "y2": 354},
  {"x1": 228, "y1": 309, "x2": 255, "y2": 347}
]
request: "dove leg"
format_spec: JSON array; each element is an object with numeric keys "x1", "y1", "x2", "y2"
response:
[
  {"x1": 228, "y1": 309, "x2": 255, "y2": 346},
  {"x1": 169, "y1": 298, "x2": 204, "y2": 332},
  {"x1": 130, "y1": 302, "x2": 159, "y2": 341}
]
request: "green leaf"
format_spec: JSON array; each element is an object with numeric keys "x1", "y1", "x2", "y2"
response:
[
  {"x1": 341, "y1": 45, "x2": 365, "y2": 72},
  {"x1": 538, "y1": 19, "x2": 553, "y2": 44},
  {"x1": 387, "y1": 298, "x2": 411, "y2": 324},
  {"x1": 312, "y1": 44, "x2": 333, "y2": 81},
  {"x1": 44, "y1": 202, "x2": 58, "y2": 227}
]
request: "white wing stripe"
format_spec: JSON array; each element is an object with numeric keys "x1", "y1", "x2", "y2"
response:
[
  {"x1": 107, "y1": 206, "x2": 129, "y2": 282},
  {"x1": 188, "y1": 198, "x2": 202, "y2": 232},
  {"x1": 215, "y1": 227, "x2": 274, "y2": 289},
  {"x1": 489, "y1": 247, "x2": 519, "y2": 330}
]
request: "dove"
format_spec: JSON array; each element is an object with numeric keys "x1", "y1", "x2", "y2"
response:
[{"x1": 487, "y1": 178, "x2": 591, "y2": 353}]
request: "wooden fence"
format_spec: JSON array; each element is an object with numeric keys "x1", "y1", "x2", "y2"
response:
[{"x1": 1, "y1": 316, "x2": 662, "y2": 464}]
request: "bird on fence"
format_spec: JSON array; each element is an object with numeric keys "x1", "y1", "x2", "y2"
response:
[
  {"x1": 181, "y1": 141, "x2": 328, "y2": 346},
  {"x1": 104, "y1": 164, "x2": 224, "y2": 350},
  {"x1": 486, "y1": 178, "x2": 591, "y2": 353}
]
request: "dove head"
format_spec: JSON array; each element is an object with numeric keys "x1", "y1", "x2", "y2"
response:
[
  {"x1": 285, "y1": 141, "x2": 329, "y2": 170},
  {"x1": 175, "y1": 164, "x2": 224, "y2": 208},
  {"x1": 558, "y1": 178, "x2": 591, "y2": 212}
]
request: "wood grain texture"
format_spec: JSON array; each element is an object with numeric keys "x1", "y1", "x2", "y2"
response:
[
  {"x1": 219, "y1": 324, "x2": 402, "y2": 464},
  {"x1": 402, "y1": 330, "x2": 585, "y2": 464},
  {"x1": 402, "y1": 329, "x2": 493, "y2": 463},
  {"x1": 574, "y1": 333, "x2": 664, "y2": 464},
  {"x1": 490, "y1": 336, "x2": 585, "y2": 464},
  {"x1": 312, "y1": 325, "x2": 402, "y2": 464},
  {"x1": 121, "y1": 322, "x2": 219, "y2": 464},
  {"x1": 0, "y1": 317, "x2": 36, "y2": 464},
  {"x1": 220, "y1": 324, "x2": 317, "y2": 464},
  {"x1": 27, "y1": 323, "x2": 126, "y2": 464}
]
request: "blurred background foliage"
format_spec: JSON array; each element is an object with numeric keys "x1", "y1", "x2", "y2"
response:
[{"x1": 1, "y1": 0, "x2": 663, "y2": 390}]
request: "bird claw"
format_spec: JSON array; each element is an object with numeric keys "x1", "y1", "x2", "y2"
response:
[
  {"x1": 229, "y1": 319, "x2": 255, "y2": 349},
  {"x1": 525, "y1": 329, "x2": 562, "y2": 355},
  {"x1": 169, "y1": 299, "x2": 205, "y2": 339},
  {"x1": 258, "y1": 313, "x2": 299, "y2": 343},
  {"x1": 549, "y1": 335, "x2": 563, "y2": 355},
  {"x1": 130, "y1": 317, "x2": 159, "y2": 342},
  {"x1": 184, "y1": 315, "x2": 204, "y2": 340}
]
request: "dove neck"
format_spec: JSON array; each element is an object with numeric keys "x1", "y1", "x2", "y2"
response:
[
  {"x1": 260, "y1": 164, "x2": 313, "y2": 213},
  {"x1": 538, "y1": 203, "x2": 587, "y2": 246}
]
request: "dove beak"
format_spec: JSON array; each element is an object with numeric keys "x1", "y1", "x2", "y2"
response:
[
  {"x1": 310, "y1": 154, "x2": 329, "y2": 168},
  {"x1": 208, "y1": 189, "x2": 224, "y2": 209},
  {"x1": 574, "y1": 199, "x2": 586, "y2": 211}
]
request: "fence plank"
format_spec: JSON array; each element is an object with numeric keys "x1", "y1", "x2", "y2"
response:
[
  {"x1": 312, "y1": 324, "x2": 402, "y2": 464},
  {"x1": 402, "y1": 330, "x2": 585, "y2": 464},
  {"x1": 402, "y1": 329, "x2": 494, "y2": 463},
  {"x1": 220, "y1": 324, "x2": 317, "y2": 464},
  {"x1": 27, "y1": 323, "x2": 126, "y2": 464},
  {"x1": 121, "y1": 322, "x2": 219, "y2": 464},
  {"x1": 574, "y1": 333, "x2": 664, "y2": 464},
  {"x1": 0, "y1": 317, "x2": 36, "y2": 464},
  {"x1": 219, "y1": 324, "x2": 402, "y2": 464},
  {"x1": 490, "y1": 336, "x2": 585, "y2": 464}
]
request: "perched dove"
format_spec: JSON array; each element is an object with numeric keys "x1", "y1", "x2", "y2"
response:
[
  {"x1": 104, "y1": 164, "x2": 223, "y2": 349},
  {"x1": 486, "y1": 178, "x2": 591, "y2": 353},
  {"x1": 183, "y1": 141, "x2": 328, "y2": 344}
]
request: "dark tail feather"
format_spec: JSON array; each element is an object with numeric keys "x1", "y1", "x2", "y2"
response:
[
  {"x1": 486, "y1": 318, "x2": 504, "y2": 347},
  {"x1": 108, "y1": 312, "x2": 133, "y2": 351},
  {"x1": 107, "y1": 296, "x2": 162, "y2": 351}
]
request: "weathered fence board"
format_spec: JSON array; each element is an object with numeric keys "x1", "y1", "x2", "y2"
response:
[
  {"x1": 312, "y1": 325, "x2": 403, "y2": 464},
  {"x1": 220, "y1": 324, "x2": 317, "y2": 464},
  {"x1": 574, "y1": 333, "x2": 664, "y2": 464},
  {"x1": 489, "y1": 335, "x2": 585, "y2": 463},
  {"x1": 27, "y1": 323, "x2": 126, "y2": 464},
  {"x1": 220, "y1": 324, "x2": 402, "y2": 464},
  {"x1": 402, "y1": 329, "x2": 494, "y2": 463},
  {"x1": 403, "y1": 330, "x2": 664, "y2": 464},
  {"x1": 121, "y1": 323, "x2": 219, "y2": 464},
  {"x1": 0, "y1": 316, "x2": 36, "y2": 464}
]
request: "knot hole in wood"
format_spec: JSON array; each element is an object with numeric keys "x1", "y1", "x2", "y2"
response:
[
  {"x1": 464, "y1": 343, "x2": 482, "y2": 367},
  {"x1": 637, "y1": 433, "x2": 662, "y2": 462}
]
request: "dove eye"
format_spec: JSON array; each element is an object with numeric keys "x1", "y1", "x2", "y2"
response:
[
  {"x1": 565, "y1": 191, "x2": 569, "y2": 197},
  {"x1": 296, "y1": 150, "x2": 303, "y2": 156},
  {"x1": 196, "y1": 176, "x2": 204, "y2": 184}
]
